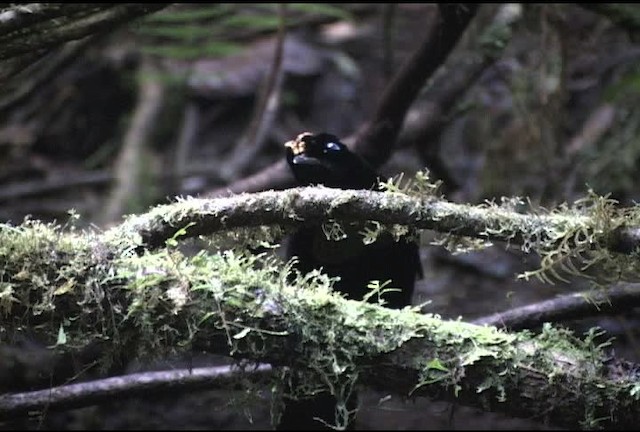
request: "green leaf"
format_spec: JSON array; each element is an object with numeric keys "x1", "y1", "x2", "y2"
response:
[
  {"x1": 144, "y1": 5, "x2": 233, "y2": 23},
  {"x1": 605, "y1": 70, "x2": 640, "y2": 101},
  {"x1": 141, "y1": 41, "x2": 245, "y2": 60},
  {"x1": 166, "y1": 222, "x2": 196, "y2": 247},
  {"x1": 293, "y1": 3, "x2": 352, "y2": 20},
  {"x1": 136, "y1": 24, "x2": 215, "y2": 40},
  {"x1": 217, "y1": 14, "x2": 282, "y2": 30},
  {"x1": 425, "y1": 358, "x2": 449, "y2": 372},
  {"x1": 263, "y1": 3, "x2": 353, "y2": 20}
]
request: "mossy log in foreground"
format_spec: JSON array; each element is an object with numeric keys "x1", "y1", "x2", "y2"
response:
[{"x1": 1, "y1": 190, "x2": 640, "y2": 429}]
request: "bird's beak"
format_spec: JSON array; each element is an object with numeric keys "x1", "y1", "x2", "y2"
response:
[
  {"x1": 284, "y1": 140, "x2": 302, "y2": 155},
  {"x1": 284, "y1": 132, "x2": 312, "y2": 156}
]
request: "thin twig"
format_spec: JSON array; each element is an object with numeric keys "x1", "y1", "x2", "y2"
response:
[
  {"x1": 0, "y1": 4, "x2": 113, "y2": 37},
  {"x1": 0, "y1": 49, "x2": 47, "y2": 82},
  {"x1": 206, "y1": 4, "x2": 479, "y2": 197},
  {"x1": 0, "y1": 36, "x2": 96, "y2": 115},
  {"x1": 220, "y1": 3, "x2": 288, "y2": 182},
  {"x1": 0, "y1": 4, "x2": 169, "y2": 61},
  {"x1": 0, "y1": 158, "x2": 239, "y2": 204},
  {"x1": 171, "y1": 102, "x2": 201, "y2": 194},
  {"x1": 473, "y1": 284, "x2": 640, "y2": 331},
  {"x1": 0, "y1": 364, "x2": 273, "y2": 420},
  {"x1": 100, "y1": 58, "x2": 165, "y2": 225},
  {"x1": 0, "y1": 171, "x2": 112, "y2": 202}
]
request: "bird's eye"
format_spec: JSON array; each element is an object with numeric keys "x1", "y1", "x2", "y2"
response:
[{"x1": 324, "y1": 142, "x2": 342, "y2": 152}]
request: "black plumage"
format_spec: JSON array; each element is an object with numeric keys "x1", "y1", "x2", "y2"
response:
[{"x1": 277, "y1": 132, "x2": 422, "y2": 430}]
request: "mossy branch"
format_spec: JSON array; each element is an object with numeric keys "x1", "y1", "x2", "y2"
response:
[
  {"x1": 1, "y1": 219, "x2": 640, "y2": 429},
  {"x1": 110, "y1": 187, "x2": 564, "y2": 249},
  {"x1": 109, "y1": 186, "x2": 640, "y2": 284}
]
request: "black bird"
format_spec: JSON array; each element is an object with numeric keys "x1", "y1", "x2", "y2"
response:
[{"x1": 277, "y1": 132, "x2": 422, "y2": 430}]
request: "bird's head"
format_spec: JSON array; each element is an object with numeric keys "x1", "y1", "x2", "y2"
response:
[{"x1": 285, "y1": 132, "x2": 381, "y2": 189}]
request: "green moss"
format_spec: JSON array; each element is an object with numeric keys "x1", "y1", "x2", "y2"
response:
[
  {"x1": 0, "y1": 218, "x2": 118, "y2": 356},
  {"x1": 516, "y1": 191, "x2": 640, "y2": 285},
  {"x1": 4, "y1": 171, "x2": 640, "y2": 428}
]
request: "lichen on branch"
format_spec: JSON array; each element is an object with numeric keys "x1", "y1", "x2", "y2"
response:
[{"x1": 107, "y1": 171, "x2": 640, "y2": 285}]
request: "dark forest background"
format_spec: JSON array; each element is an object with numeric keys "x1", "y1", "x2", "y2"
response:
[{"x1": 1, "y1": 3, "x2": 640, "y2": 430}]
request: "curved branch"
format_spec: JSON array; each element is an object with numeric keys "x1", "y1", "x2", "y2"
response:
[
  {"x1": 110, "y1": 187, "x2": 640, "y2": 256},
  {"x1": 473, "y1": 283, "x2": 640, "y2": 331},
  {"x1": 352, "y1": 4, "x2": 478, "y2": 166}
]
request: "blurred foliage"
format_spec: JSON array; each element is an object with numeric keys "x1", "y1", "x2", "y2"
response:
[
  {"x1": 471, "y1": 4, "x2": 640, "y2": 207},
  {"x1": 605, "y1": 68, "x2": 640, "y2": 102},
  {"x1": 580, "y1": 88, "x2": 640, "y2": 198},
  {"x1": 133, "y1": 3, "x2": 353, "y2": 61}
]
